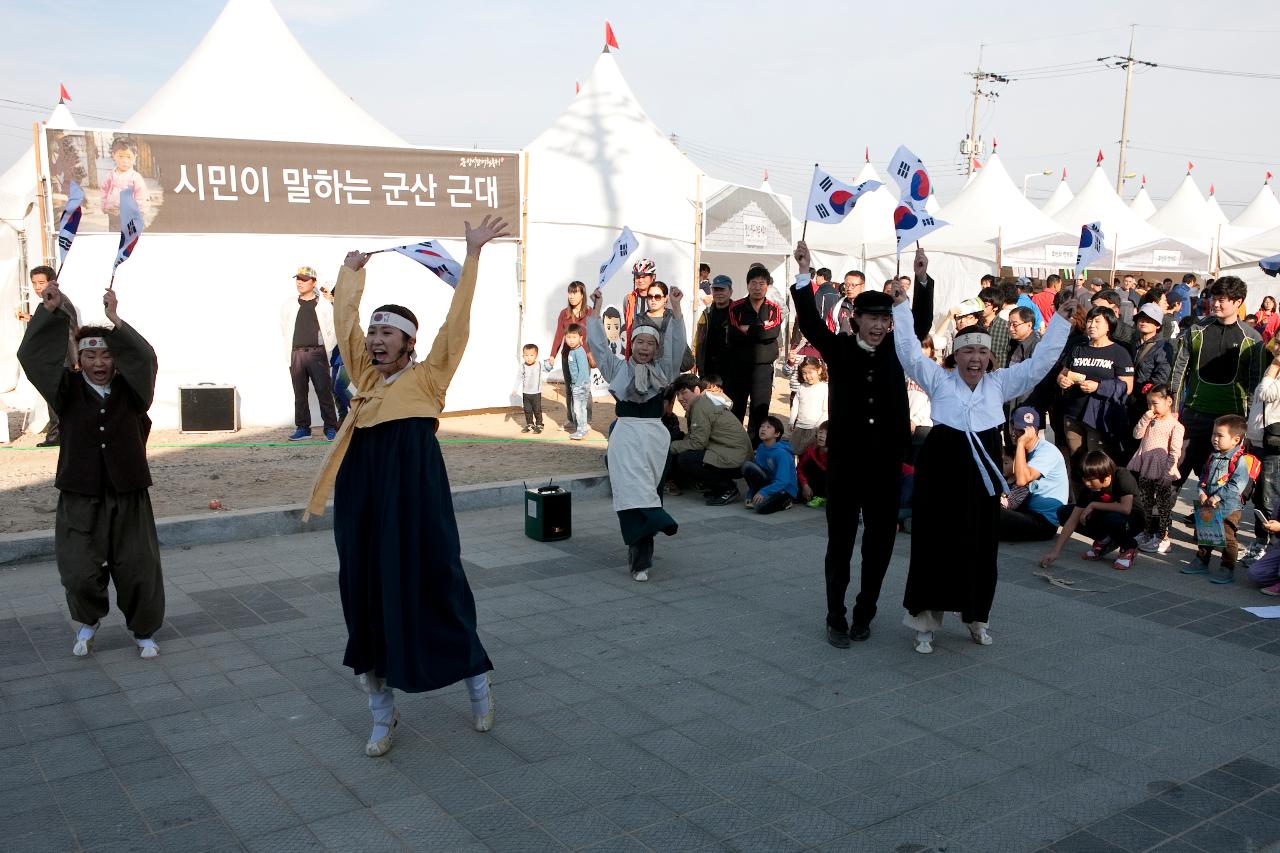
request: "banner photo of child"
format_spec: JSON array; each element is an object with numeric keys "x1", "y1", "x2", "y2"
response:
[{"x1": 45, "y1": 130, "x2": 162, "y2": 234}]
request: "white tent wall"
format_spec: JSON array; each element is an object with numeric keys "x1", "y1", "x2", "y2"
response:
[
  {"x1": 50, "y1": 234, "x2": 520, "y2": 430},
  {"x1": 0, "y1": 221, "x2": 22, "y2": 394}
]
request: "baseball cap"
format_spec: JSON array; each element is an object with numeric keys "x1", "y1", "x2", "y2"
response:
[
  {"x1": 295, "y1": 266, "x2": 318, "y2": 280},
  {"x1": 1010, "y1": 406, "x2": 1042, "y2": 432},
  {"x1": 1136, "y1": 303, "x2": 1165, "y2": 325},
  {"x1": 710, "y1": 274, "x2": 733, "y2": 290}
]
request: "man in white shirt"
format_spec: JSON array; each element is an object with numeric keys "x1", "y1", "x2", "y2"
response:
[{"x1": 281, "y1": 265, "x2": 338, "y2": 441}]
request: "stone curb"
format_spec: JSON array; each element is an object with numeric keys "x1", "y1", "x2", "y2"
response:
[{"x1": 0, "y1": 472, "x2": 611, "y2": 566}]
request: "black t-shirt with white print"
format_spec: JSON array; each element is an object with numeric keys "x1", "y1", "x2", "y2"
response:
[{"x1": 1059, "y1": 341, "x2": 1134, "y2": 420}]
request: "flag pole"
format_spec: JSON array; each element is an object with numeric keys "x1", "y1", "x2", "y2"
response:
[
  {"x1": 1108, "y1": 232, "x2": 1119, "y2": 288},
  {"x1": 800, "y1": 162, "x2": 816, "y2": 244}
]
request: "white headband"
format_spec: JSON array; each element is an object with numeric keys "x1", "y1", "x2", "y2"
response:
[
  {"x1": 368, "y1": 310, "x2": 417, "y2": 338},
  {"x1": 78, "y1": 336, "x2": 108, "y2": 351},
  {"x1": 631, "y1": 325, "x2": 661, "y2": 342},
  {"x1": 953, "y1": 331, "x2": 993, "y2": 351}
]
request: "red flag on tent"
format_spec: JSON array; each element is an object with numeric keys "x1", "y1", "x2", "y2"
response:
[
  {"x1": 605, "y1": 22, "x2": 619, "y2": 50},
  {"x1": 864, "y1": 146, "x2": 869, "y2": 163},
  {"x1": 1141, "y1": 175, "x2": 1146, "y2": 185},
  {"x1": 575, "y1": 82, "x2": 580, "y2": 94},
  {"x1": 1210, "y1": 184, "x2": 1216, "y2": 195},
  {"x1": 1096, "y1": 150, "x2": 1104, "y2": 164},
  {"x1": 1187, "y1": 161, "x2": 1194, "y2": 173},
  {"x1": 763, "y1": 169, "x2": 769, "y2": 182},
  {"x1": 1267, "y1": 171, "x2": 1274, "y2": 183},
  {"x1": 1062, "y1": 167, "x2": 1067, "y2": 180},
  {"x1": 59, "y1": 84, "x2": 71, "y2": 102},
  {"x1": 992, "y1": 137, "x2": 998, "y2": 152},
  {"x1": 972, "y1": 157, "x2": 982, "y2": 170}
]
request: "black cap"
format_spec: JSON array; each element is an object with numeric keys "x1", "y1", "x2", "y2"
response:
[
  {"x1": 853, "y1": 290, "x2": 894, "y2": 315},
  {"x1": 710, "y1": 274, "x2": 733, "y2": 290}
]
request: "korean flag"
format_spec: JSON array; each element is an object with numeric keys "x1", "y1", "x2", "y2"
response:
[
  {"x1": 887, "y1": 145, "x2": 932, "y2": 204},
  {"x1": 114, "y1": 188, "x2": 144, "y2": 269},
  {"x1": 390, "y1": 239, "x2": 462, "y2": 287},
  {"x1": 56, "y1": 180, "x2": 85, "y2": 263},
  {"x1": 892, "y1": 202, "x2": 946, "y2": 256},
  {"x1": 1074, "y1": 222, "x2": 1107, "y2": 278},
  {"x1": 804, "y1": 166, "x2": 880, "y2": 224},
  {"x1": 598, "y1": 226, "x2": 638, "y2": 288}
]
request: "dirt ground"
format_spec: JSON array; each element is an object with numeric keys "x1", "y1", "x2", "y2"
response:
[{"x1": 1, "y1": 380, "x2": 791, "y2": 535}]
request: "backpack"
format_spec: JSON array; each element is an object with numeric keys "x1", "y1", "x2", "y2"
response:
[{"x1": 1206, "y1": 444, "x2": 1261, "y2": 503}]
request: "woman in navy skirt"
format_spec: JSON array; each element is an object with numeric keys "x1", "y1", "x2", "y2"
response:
[{"x1": 305, "y1": 216, "x2": 508, "y2": 756}]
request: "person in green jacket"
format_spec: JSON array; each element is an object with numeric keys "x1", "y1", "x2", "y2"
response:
[{"x1": 669, "y1": 373, "x2": 752, "y2": 505}]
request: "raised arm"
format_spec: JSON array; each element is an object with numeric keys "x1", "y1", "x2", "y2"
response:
[
  {"x1": 996, "y1": 297, "x2": 1078, "y2": 402},
  {"x1": 657, "y1": 288, "x2": 688, "y2": 379},
  {"x1": 333, "y1": 257, "x2": 377, "y2": 391},
  {"x1": 891, "y1": 299, "x2": 947, "y2": 396},
  {"x1": 16, "y1": 297, "x2": 73, "y2": 413},
  {"x1": 413, "y1": 216, "x2": 510, "y2": 406},
  {"x1": 101, "y1": 289, "x2": 157, "y2": 410},
  {"x1": 791, "y1": 241, "x2": 839, "y2": 358}
]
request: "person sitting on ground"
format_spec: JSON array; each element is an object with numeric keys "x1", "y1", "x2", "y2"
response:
[
  {"x1": 789, "y1": 358, "x2": 828, "y2": 455},
  {"x1": 741, "y1": 415, "x2": 798, "y2": 514},
  {"x1": 1041, "y1": 450, "x2": 1145, "y2": 572},
  {"x1": 1127, "y1": 384, "x2": 1183, "y2": 555},
  {"x1": 1182, "y1": 414, "x2": 1257, "y2": 585},
  {"x1": 669, "y1": 373, "x2": 752, "y2": 506},
  {"x1": 998, "y1": 407, "x2": 1069, "y2": 542},
  {"x1": 797, "y1": 421, "x2": 830, "y2": 507}
]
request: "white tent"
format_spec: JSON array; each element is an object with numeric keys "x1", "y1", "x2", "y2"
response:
[
  {"x1": 1129, "y1": 185, "x2": 1157, "y2": 220},
  {"x1": 0, "y1": 101, "x2": 79, "y2": 397},
  {"x1": 1218, "y1": 226, "x2": 1280, "y2": 311},
  {"x1": 1050, "y1": 165, "x2": 1206, "y2": 273},
  {"x1": 1231, "y1": 182, "x2": 1280, "y2": 234},
  {"x1": 1205, "y1": 188, "x2": 1230, "y2": 228},
  {"x1": 1040, "y1": 173, "x2": 1074, "y2": 217},
  {"x1": 1147, "y1": 173, "x2": 1217, "y2": 251},
  {"x1": 2, "y1": 0, "x2": 522, "y2": 431},
  {"x1": 521, "y1": 49, "x2": 701, "y2": 366}
]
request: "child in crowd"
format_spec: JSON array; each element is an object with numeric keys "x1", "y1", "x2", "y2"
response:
[
  {"x1": 513, "y1": 343, "x2": 551, "y2": 433},
  {"x1": 564, "y1": 324, "x2": 591, "y2": 440},
  {"x1": 1041, "y1": 450, "x2": 1145, "y2": 572},
  {"x1": 789, "y1": 358, "x2": 828, "y2": 455},
  {"x1": 100, "y1": 137, "x2": 151, "y2": 229},
  {"x1": 1183, "y1": 414, "x2": 1257, "y2": 584},
  {"x1": 797, "y1": 421, "x2": 829, "y2": 507},
  {"x1": 1127, "y1": 384, "x2": 1183, "y2": 554},
  {"x1": 741, "y1": 415, "x2": 797, "y2": 514}
]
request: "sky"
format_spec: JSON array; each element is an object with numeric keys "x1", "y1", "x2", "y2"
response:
[{"x1": 2, "y1": 0, "x2": 1279, "y2": 217}]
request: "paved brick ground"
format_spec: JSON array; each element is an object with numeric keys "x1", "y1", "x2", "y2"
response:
[{"x1": 3, "y1": 491, "x2": 1280, "y2": 852}]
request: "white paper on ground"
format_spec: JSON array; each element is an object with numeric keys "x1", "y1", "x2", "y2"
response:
[{"x1": 1242, "y1": 606, "x2": 1280, "y2": 618}]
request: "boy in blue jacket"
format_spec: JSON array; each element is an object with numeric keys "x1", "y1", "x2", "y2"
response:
[
  {"x1": 741, "y1": 415, "x2": 797, "y2": 514},
  {"x1": 1183, "y1": 414, "x2": 1257, "y2": 584}
]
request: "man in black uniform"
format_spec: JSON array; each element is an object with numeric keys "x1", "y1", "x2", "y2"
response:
[
  {"x1": 726, "y1": 264, "x2": 784, "y2": 444},
  {"x1": 793, "y1": 240, "x2": 910, "y2": 648}
]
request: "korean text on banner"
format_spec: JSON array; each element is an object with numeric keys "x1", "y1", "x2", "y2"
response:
[
  {"x1": 1074, "y1": 222, "x2": 1106, "y2": 278},
  {"x1": 56, "y1": 181, "x2": 85, "y2": 263},
  {"x1": 389, "y1": 239, "x2": 461, "y2": 287},
  {"x1": 886, "y1": 146, "x2": 945, "y2": 255},
  {"x1": 42, "y1": 127, "x2": 519, "y2": 238},
  {"x1": 804, "y1": 166, "x2": 881, "y2": 224}
]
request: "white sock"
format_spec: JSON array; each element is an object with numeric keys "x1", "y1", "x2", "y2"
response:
[
  {"x1": 464, "y1": 673, "x2": 490, "y2": 717},
  {"x1": 77, "y1": 623, "x2": 98, "y2": 643},
  {"x1": 368, "y1": 686, "x2": 395, "y2": 740}
]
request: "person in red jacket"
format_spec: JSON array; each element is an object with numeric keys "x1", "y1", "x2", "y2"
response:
[
  {"x1": 797, "y1": 421, "x2": 830, "y2": 507},
  {"x1": 726, "y1": 264, "x2": 784, "y2": 444}
]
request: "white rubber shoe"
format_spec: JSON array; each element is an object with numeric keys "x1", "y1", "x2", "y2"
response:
[
  {"x1": 914, "y1": 631, "x2": 934, "y2": 654},
  {"x1": 137, "y1": 638, "x2": 160, "y2": 659},
  {"x1": 967, "y1": 623, "x2": 993, "y2": 646},
  {"x1": 72, "y1": 623, "x2": 99, "y2": 657}
]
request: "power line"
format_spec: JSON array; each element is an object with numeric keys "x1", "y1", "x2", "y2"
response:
[{"x1": 0, "y1": 97, "x2": 124, "y2": 125}]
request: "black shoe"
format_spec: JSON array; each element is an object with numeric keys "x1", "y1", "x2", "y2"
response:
[
  {"x1": 521, "y1": 425, "x2": 533, "y2": 433},
  {"x1": 36, "y1": 438, "x2": 58, "y2": 447},
  {"x1": 849, "y1": 624, "x2": 871, "y2": 642},
  {"x1": 826, "y1": 626, "x2": 851, "y2": 649},
  {"x1": 533, "y1": 425, "x2": 543, "y2": 433},
  {"x1": 705, "y1": 489, "x2": 738, "y2": 506}
]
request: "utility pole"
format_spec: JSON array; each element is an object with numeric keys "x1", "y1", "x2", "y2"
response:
[
  {"x1": 964, "y1": 46, "x2": 1009, "y2": 176},
  {"x1": 1101, "y1": 25, "x2": 1157, "y2": 194}
]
